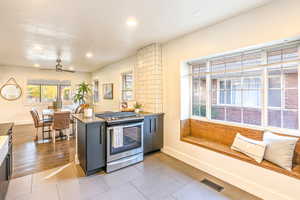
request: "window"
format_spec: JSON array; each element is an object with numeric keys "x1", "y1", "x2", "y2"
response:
[
  {"x1": 210, "y1": 53, "x2": 262, "y2": 125},
  {"x1": 93, "y1": 80, "x2": 99, "y2": 103},
  {"x1": 190, "y1": 43, "x2": 300, "y2": 132},
  {"x1": 61, "y1": 85, "x2": 71, "y2": 102},
  {"x1": 192, "y1": 63, "x2": 206, "y2": 117},
  {"x1": 41, "y1": 85, "x2": 57, "y2": 103},
  {"x1": 27, "y1": 80, "x2": 71, "y2": 103},
  {"x1": 122, "y1": 72, "x2": 133, "y2": 101},
  {"x1": 267, "y1": 47, "x2": 299, "y2": 129},
  {"x1": 27, "y1": 85, "x2": 40, "y2": 103}
]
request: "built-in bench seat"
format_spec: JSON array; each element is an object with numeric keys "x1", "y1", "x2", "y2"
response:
[{"x1": 180, "y1": 119, "x2": 300, "y2": 180}]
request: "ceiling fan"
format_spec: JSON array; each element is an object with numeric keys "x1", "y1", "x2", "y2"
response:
[
  {"x1": 54, "y1": 58, "x2": 75, "y2": 73},
  {"x1": 40, "y1": 58, "x2": 75, "y2": 73}
]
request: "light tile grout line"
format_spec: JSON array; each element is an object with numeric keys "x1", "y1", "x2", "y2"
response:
[
  {"x1": 129, "y1": 181, "x2": 150, "y2": 200},
  {"x1": 56, "y1": 183, "x2": 61, "y2": 200},
  {"x1": 30, "y1": 174, "x2": 33, "y2": 193}
]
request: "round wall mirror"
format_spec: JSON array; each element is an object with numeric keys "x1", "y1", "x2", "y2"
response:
[{"x1": 0, "y1": 78, "x2": 22, "y2": 101}]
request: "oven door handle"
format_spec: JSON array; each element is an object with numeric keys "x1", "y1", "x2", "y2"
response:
[{"x1": 107, "y1": 122, "x2": 144, "y2": 130}]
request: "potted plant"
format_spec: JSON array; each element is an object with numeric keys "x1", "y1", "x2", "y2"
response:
[
  {"x1": 133, "y1": 102, "x2": 142, "y2": 113},
  {"x1": 73, "y1": 82, "x2": 92, "y2": 117}
]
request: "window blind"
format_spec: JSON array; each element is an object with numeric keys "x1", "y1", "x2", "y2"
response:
[
  {"x1": 27, "y1": 79, "x2": 71, "y2": 86},
  {"x1": 191, "y1": 44, "x2": 300, "y2": 77}
]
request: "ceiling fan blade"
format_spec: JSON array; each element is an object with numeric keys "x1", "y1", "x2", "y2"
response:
[
  {"x1": 60, "y1": 69, "x2": 75, "y2": 73},
  {"x1": 39, "y1": 68, "x2": 56, "y2": 71}
]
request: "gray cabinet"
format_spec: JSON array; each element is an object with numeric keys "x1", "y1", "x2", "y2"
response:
[
  {"x1": 0, "y1": 155, "x2": 9, "y2": 200},
  {"x1": 143, "y1": 114, "x2": 164, "y2": 154},
  {"x1": 77, "y1": 121, "x2": 106, "y2": 176}
]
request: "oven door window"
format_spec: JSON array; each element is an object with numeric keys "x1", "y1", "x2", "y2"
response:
[{"x1": 110, "y1": 125, "x2": 142, "y2": 155}]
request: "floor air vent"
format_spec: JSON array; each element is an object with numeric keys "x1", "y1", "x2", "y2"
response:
[{"x1": 200, "y1": 179, "x2": 224, "y2": 192}]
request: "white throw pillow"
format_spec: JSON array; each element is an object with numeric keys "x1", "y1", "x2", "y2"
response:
[
  {"x1": 231, "y1": 133, "x2": 266, "y2": 163},
  {"x1": 263, "y1": 131, "x2": 298, "y2": 171}
]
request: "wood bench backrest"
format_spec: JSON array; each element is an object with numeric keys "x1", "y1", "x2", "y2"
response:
[{"x1": 183, "y1": 119, "x2": 300, "y2": 165}]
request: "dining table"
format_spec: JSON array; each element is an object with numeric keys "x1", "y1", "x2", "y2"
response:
[
  {"x1": 42, "y1": 108, "x2": 72, "y2": 118},
  {"x1": 42, "y1": 108, "x2": 74, "y2": 139}
]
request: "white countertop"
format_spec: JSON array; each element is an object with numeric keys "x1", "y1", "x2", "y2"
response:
[{"x1": 0, "y1": 136, "x2": 9, "y2": 165}]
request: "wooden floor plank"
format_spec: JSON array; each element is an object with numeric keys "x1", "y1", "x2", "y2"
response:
[{"x1": 12, "y1": 124, "x2": 75, "y2": 178}]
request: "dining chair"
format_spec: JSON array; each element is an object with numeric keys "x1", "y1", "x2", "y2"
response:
[
  {"x1": 30, "y1": 109, "x2": 52, "y2": 141},
  {"x1": 52, "y1": 111, "x2": 71, "y2": 144}
]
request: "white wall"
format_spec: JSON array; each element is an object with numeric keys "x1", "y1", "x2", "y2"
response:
[
  {"x1": 162, "y1": 0, "x2": 300, "y2": 199},
  {"x1": 0, "y1": 66, "x2": 91, "y2": 124},
  {"x1": 92, "y1": 56, "x2": 136, "y2": 112}
]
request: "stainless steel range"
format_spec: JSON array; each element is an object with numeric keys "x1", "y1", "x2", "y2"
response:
[{"x1": 95, "y1": 112, "x2": 144, "y2": 173}]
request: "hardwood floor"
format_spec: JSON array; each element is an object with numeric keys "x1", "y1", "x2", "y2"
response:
[{"x1": 12, "y1": 124, "x2": 75, "y2": 178}]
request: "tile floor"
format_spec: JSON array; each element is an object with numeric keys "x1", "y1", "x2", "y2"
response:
[{"x1": 5, "y1": 152, "x2": 261, "y2": 200}]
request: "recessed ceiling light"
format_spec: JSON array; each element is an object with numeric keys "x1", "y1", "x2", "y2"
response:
[
  {"x1": 86, "y1": 52, "x2": 93, "y2": 58},
  {"x1": 34, "y1": 64, "x2": 40, "y2": 67},
  {"x1": 193, "y1": 10, "x2": 201, "y2": 17},
  {"x1": 126, "y1": 17, "x2": 138, "y2": 26},
  {"x1": 33, "y1": 45, "x2": 43, "y2": 51}
]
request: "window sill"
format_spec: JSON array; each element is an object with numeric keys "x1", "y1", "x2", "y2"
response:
[{"x1": 181, "y1": 135, "x2": 300, "y2": 180}]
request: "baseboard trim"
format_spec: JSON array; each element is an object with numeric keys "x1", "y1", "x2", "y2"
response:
[
  {"x1": 0, "y1": 120, "x2": 32, "y2": 125},
  {"x1": 161, "y1": 146, "x2": 292, "y2": 200}
]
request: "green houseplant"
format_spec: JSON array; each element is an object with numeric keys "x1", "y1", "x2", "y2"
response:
[
  {"x1": 133, "y1": 102, "x2": 142, "y2": 113},
  {"x1": 74, "y1": 82, "x2": 91, "y2": 109}
]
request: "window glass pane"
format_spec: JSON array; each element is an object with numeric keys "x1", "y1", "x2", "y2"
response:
[
  {"x1": 219, "y1": 91, "x2": 225, "y2": 104},
  {"x1": 226, "y1": 90, "x2": 231, "y2": 104},
  {"x1": 268, "y1": 89, "x2": 281, "y2": 107},
  {"x1": 242, "y1": 52, "x2": 262, "y2": 66},
  {"x1": 283, "y1": 110, "x2": 298, "y2": 129},
  {"x1": 219, "y1": 80, "x2": 225, "y2": 89},
  {"x1": 226, "y1": 107, "x2": 242, "y2": 123},
  {"x1": 268, "y1": 109, "x2": 281, "y2": 127},
  {"x1": 211, "y1": 59, "x2": 225, "y2": 73},
  {"x1": 226, "y1": 80, "x2": 231, "y2": 89},
  {"x1": 232, "y1": 79, "x2": 241, "y2": 89},
  {"x1": 122, "y1": 72, "x2": 133, "y2": 101},
  {"x1": 192, "y1": 77, "x2": 200, "y2": 116},
  {"x1": 61, "y1": 86, "x2": 71, "y2": 101},
  {"x1": 243, "y1": 90, "x2": 260, "y2": 107},
  {"x1": 268, "y1": 77, "x2": 281, "y2": 88},
  {"x1": 232, "y1": 90, "x2": 241, "y2": 105},
  {"x1": 211, "y1": 106, "x2": 225, "y2": 120},
  {"x1": 243, "y1": 108, "x2": 261, "y2": 125},
  {"x1": 212, "y1": 79, "x2": 218, "y2": 90},
  {"x1": 123, "y1": 91, "x2": 133, "y2": 101},
  {"x1": 41, "y1": 85, "x2": 57, "y2": 103},
  {"x1": 285, "y1": 89, "x2": 298, "y2": 109},
  {"x1": 284, "y1": 70, "x2": 298, "y2": 88},
  {"x1": 93, "y1": 80, "x2": 99, "y2": 103},
  {"x1": 27, "y1": 85, "x2": 40, "y2": 103}
]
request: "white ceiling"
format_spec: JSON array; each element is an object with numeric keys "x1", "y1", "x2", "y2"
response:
[{"x1": 0, "y1": 0, "x2": 273, "y2": 72}]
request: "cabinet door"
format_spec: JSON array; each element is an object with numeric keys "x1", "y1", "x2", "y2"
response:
[
  {"x1": 143, "y1": 116, "x2": 152, "y2": 154},
  {"x1": 152, "y1": 115, "x2": 164, "y2": 151},
  {"x1": 0, "y1": 156, "x2": 8, "y2": 200},
  {"x1": 86, "y1": 123, "x2": 106, "y2": 171},
  {"x1": 77, "y1": 121, "x2": 87, "y2": 173}
]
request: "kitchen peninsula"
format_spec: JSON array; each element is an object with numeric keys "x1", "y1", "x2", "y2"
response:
[
  {"x1": 0, "y1": 123, "x2": 13, "y2": 200},
  {"x1": 73, "y1": 112, "x2": 163, "y2": 176}
]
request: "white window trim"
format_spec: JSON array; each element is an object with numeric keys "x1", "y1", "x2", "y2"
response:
[{"x1": 190, "y1": 46, "x2": 300, "y2": 136}]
